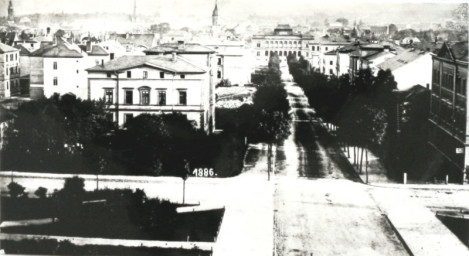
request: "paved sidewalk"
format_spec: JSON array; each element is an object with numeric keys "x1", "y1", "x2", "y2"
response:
[{"x1": 370, "y1": 186, "x2": 469, "y2": 256}]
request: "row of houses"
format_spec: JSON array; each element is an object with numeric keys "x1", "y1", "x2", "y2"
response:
[{"x1": 0, "y1": 33, "x2": 254, "y2": 133}]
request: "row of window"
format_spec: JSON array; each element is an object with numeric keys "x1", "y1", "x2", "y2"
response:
[
  {"x1": 105, "y1": 71, "x2": 187, "y2": 79},
  {"x1": 256, "y1": 41, "x2": 302, "y2": 47},
  {"x1": 5, "y1": 80, "x2": 19, "y2": 90},
  {"x1": 433, "y1": 68, "x2": 467, "y2": 96},
  {"x1": 256, "y1": 50, "x2": 305, "y2": 57},
  {"x1": 5, "y1": 66, "x2": 19, "y2": 76},
  {"x1": 104, "y1": 89, "x2": 187, "y2": 106},
  {"x1": 4, "y1": 52, "x2": 18, "y2": 62}
]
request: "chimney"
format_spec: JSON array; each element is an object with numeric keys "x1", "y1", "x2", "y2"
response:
[
  {"x1": 101, "y1": 59, "x2": 104, "y2": 67},
  {"x1": 177, "y1": 40, "x2": 185, "y2": 50},
  {"x1": 172, "y1": 52, "x2": 177, "y2": 62}
]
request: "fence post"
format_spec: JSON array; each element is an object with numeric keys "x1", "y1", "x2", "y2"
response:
[
  {"x1": 403, "y1": 172, "x2": 407, "y2": 184},
  {"x1": 445, "y1": 175, "x2": 449, "y2": 185}
]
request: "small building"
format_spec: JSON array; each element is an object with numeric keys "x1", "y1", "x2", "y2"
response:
[{"x1": 86, "y1": 55, "x2": 214, "y2": 133}]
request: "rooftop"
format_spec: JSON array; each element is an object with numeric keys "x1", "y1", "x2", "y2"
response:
[
  {"x1": 377, "y1": 49, "x2": 428, "y2": 71},
  {"x1": 109, "y1": 33, "x2": 157, "y2": 49},
  {"x1": 449, "y1": 41, "x2": 468, "y2": 62},
  {"x1": 86, "y1": 55, "x2": 207, "y2": 74},
  {"x1": 144, "y1": 43, "x2": 215, "y2": 54},
  {"x1": 0, "y1": 42, "x2": 19, "y2": 53},
  {"x1": 30, "y1": 39, "x2": 83, "y2": 58}
]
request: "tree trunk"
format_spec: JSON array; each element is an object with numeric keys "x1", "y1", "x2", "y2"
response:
[
  {"x1": 365, "y1": 149, "x2": 369, "y2": 184},
  {"x1": 359, "y1": 147, "x2": 365, "y2": 174},
  {"x1": 267, "y1": 144, "x2": 272, "y2": 181}
]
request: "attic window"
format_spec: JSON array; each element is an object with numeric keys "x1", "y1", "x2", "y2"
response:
[
  {"x1": 180, "y1": 74, "x2": 185, "y2": 79},
  {"x1": 107, "y1": 72, "x2": 111, "y2": 78},
  {"x1": 160, "y1": 72, "x2": 165, "y2": 79},
  {"x1": 127, "y1": 71, "x2": 131, "y2": 78}
]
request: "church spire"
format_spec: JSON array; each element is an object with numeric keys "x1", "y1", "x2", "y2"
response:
[
  {"x1": 212, "y1": 0, "x2": 218, "y2": 26},
  {"x1": 8, "y1": 0, "x2": 14, "y2": 21}
]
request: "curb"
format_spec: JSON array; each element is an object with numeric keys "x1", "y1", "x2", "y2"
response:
[{"x1": 382, "y1": 214, "x2": 415, "y2": 256}]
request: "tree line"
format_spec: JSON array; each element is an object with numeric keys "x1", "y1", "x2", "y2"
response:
[{"x1": 288, "y1": 55, "x2": 431, "y2": 181}]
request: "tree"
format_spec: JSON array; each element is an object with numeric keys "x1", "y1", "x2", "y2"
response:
[
  {"x1": 35, "y1": 187, "x2": 48, "y2": 199},
  {"x1": 7, "y1": 181, "x2": 26, "y2": 198},
  {"x1": 336, "y1": 18, "x2": 349, "y2": 27}
]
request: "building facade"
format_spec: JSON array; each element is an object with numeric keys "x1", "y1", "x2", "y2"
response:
[
  {"x1": 252, "y1": 24, "x2": 314, "y2": 68},
  {"x1": 86, "y1": 55, "x2": 214, "y2": 133},
  {"x1": 428, "y1": 42, "x2": 468, "y2": 183},
  {"x1": 0, "y1": 43, "x2": 20, "y2": 99}
]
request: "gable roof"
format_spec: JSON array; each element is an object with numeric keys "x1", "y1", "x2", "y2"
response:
[
  {"x1": 0, "y1": 42, "x2": 19, "y2": 53},
  {"x1": 145, "y1": 43, "x2": 216, "y2": 54},
  {"x1": 86, "y1": 55, "x2": 207, "y2": 74},
  {"x1": 377, "y1": 49, "x2": 427, "y2": 71},
  {"x1": 437, "y1": 41, "x2": 468, "y2": 63},
  {"x1": 13, "y1": 44, "x2": 32, "y2": 55},
  {"x1": 30, "y1": 40, "x2": 83, "y2": 58}
]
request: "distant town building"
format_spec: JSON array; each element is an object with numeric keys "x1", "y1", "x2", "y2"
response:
[
  {"x1": 108, "y1": 33, "x2": 158, "y2": 54},
  {"x1": 0, "y1": 42, "x2": 20, "y2": 98},
  {"x1": 252, "y1": 24, "x2": 315, "y2": 68},
  {"x1": 428, "y1": 42, "x2": 468, "y2": 183},
  {"x1": 86, "y1": 55, "x2": 214, "y2": 133}
]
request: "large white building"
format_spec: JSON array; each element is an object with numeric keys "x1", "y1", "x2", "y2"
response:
[
  {"x1": 252, "y1": 24, "x2": 315, "y2": 68},
  {"x1": 28, "y1": 38, "x2": 110, "y2": 99},
  {"x1": 0, "y1": 42, "x2": 20, "y2": 99},
  {"x1": 86, "y1": 54, "x2": 215, "y2": 133}
]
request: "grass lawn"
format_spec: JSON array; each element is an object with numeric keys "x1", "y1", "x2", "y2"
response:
[{"x1": 1, "y1": 197, "x2": 55, "y2": 221}]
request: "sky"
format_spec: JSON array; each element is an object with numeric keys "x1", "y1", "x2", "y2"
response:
[{"x1": 0, "y1": 0, "x2": 465, "y2": 27}]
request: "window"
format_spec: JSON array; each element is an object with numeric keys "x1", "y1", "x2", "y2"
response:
[
  {"x1": 104, "y1": 89, "x2": 113, "y2": 104},
  {"x1": 158, "y1": 90, "x2": 166, "y2": 105},
  {"x1": 257, "y1": 51, "x2": 260, "y2": 56},
  {"x1": 125, "y1": 90, "x2": 133, "y2": 104},
  {"x1": 110, "y1": 53, "x2": 115, "y2": 60},
  {"x1": 53, "y1": 77, "x2": 58, "y2": 86},
  {"x1": 256, "y1": 43, "x2": 260, "y2": 48},
  {"x1": 6, "y1": 68, "x2": 8, "y2": 75},
  {"x1": 325, "y1": 47, "x2": 328, "y2": 51},
  {"x1": 217, "y1": 58, "x2": 222, "y2": 65},
  {"x1": 6, "y1": 81, "x2": 8, "y2": 90},
  {"x1": 330, "y1": 61, "x2": 333, "y2": 65},
  {"x1": 53, "y1": 61, "x2": 57, "y2": 70},
  {"x1": 124, "y1": 114, "x2": 133, "y2": 124},
  {"x1": 179, "y1": 90, "x2": 187, "y2": 105},
  {"x1": 143, "y1": 71, "x2": 148, "y2": 79},
  {"x1": 15, "y1": 54, "x2": 17, "y2": 60},
  {"x1": 107, "y1": 72, "x2": 111, "y2": 78},
  {"x1": 330, "y1": 69, "x2": 333, "y2": 75},
  {"x1": 160, "y1": 72, "x2": 165, "y2": 78},
  {"x1": 10, "y1": 67, "x2": 13, "y2": 75},
  {"x1": 217, "y1": 71, "x2": 221, "y2": 79},
  {"x1": 265, "y1": 51, "x2": 268, "y2": 56},
  {"x1": 312, "y1": 46, "x2": 315, "y2": 51},
  {"x1": 180, "y1": 74, "x2": 185, "y2": 79},
  {"x1": 127, "y1": 71, "x2": 131, "y2": 78},
  {"x1": 140, "y1": 89, "x2": 150, "y2": 105}
]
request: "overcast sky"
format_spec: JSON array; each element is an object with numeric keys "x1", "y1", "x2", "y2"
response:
[{"x1": 0, "y1": 0, "x2": 465, "y2": 26}]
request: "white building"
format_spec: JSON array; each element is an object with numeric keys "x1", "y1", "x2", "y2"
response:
[
  {"x1": 0, "y1": 42, "x2": 20, "y2": 98},
  {"x1": 28, "y1": 38, "x2": 110, "y2": 99},
  {"x1": 377, "y1": 49, "x2": 433, "y2": 90},
  {"x1": 252, "y1": 24, "x2": 315, "y2": 68},
  {"x1": 86, "y1": 55, "x2": 214, "y2": 133}
]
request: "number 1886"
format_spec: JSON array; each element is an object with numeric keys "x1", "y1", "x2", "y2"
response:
[{"x1": 193, "y1": 168, "x2": 216, "y2": 177}]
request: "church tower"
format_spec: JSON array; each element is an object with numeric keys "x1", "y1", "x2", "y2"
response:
[
  {"x1": 212, "y1": 0, "x2": 218, "y2": 26},
  {"x1": 7, "y1": 0, "x2": 14, "y2": 21}
]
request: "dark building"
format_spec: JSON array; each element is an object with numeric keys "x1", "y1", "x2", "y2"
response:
[{"x1": 428, "y1": 41, "x2": 468, "y2": 183}]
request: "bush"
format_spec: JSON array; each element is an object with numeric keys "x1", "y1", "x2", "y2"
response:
[
  {"x1": 34, "y1": 187, "x2": 48, "y2": 198},
  {"x1": 7, "y1": 181, "x2": 26, "y2": 198}
]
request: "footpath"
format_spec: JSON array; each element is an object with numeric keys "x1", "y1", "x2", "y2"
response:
[{"x1": 321, "y1": 122, "x2": 469, "y2": 255}]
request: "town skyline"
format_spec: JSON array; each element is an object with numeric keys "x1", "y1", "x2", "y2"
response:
[{"x1": 0, "y1": 0, "x2": 464, "y2": 28}]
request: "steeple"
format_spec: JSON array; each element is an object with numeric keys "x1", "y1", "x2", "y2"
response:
[
  {"x1": 132, "y1": 0, "x2": 137, "y2": 22},
  {"x1": 212, "y1": 0, "x2": 218, "y2": 26},
  {"x1": 8, "y1": 0, "x2": 14, "y2": 21}
]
